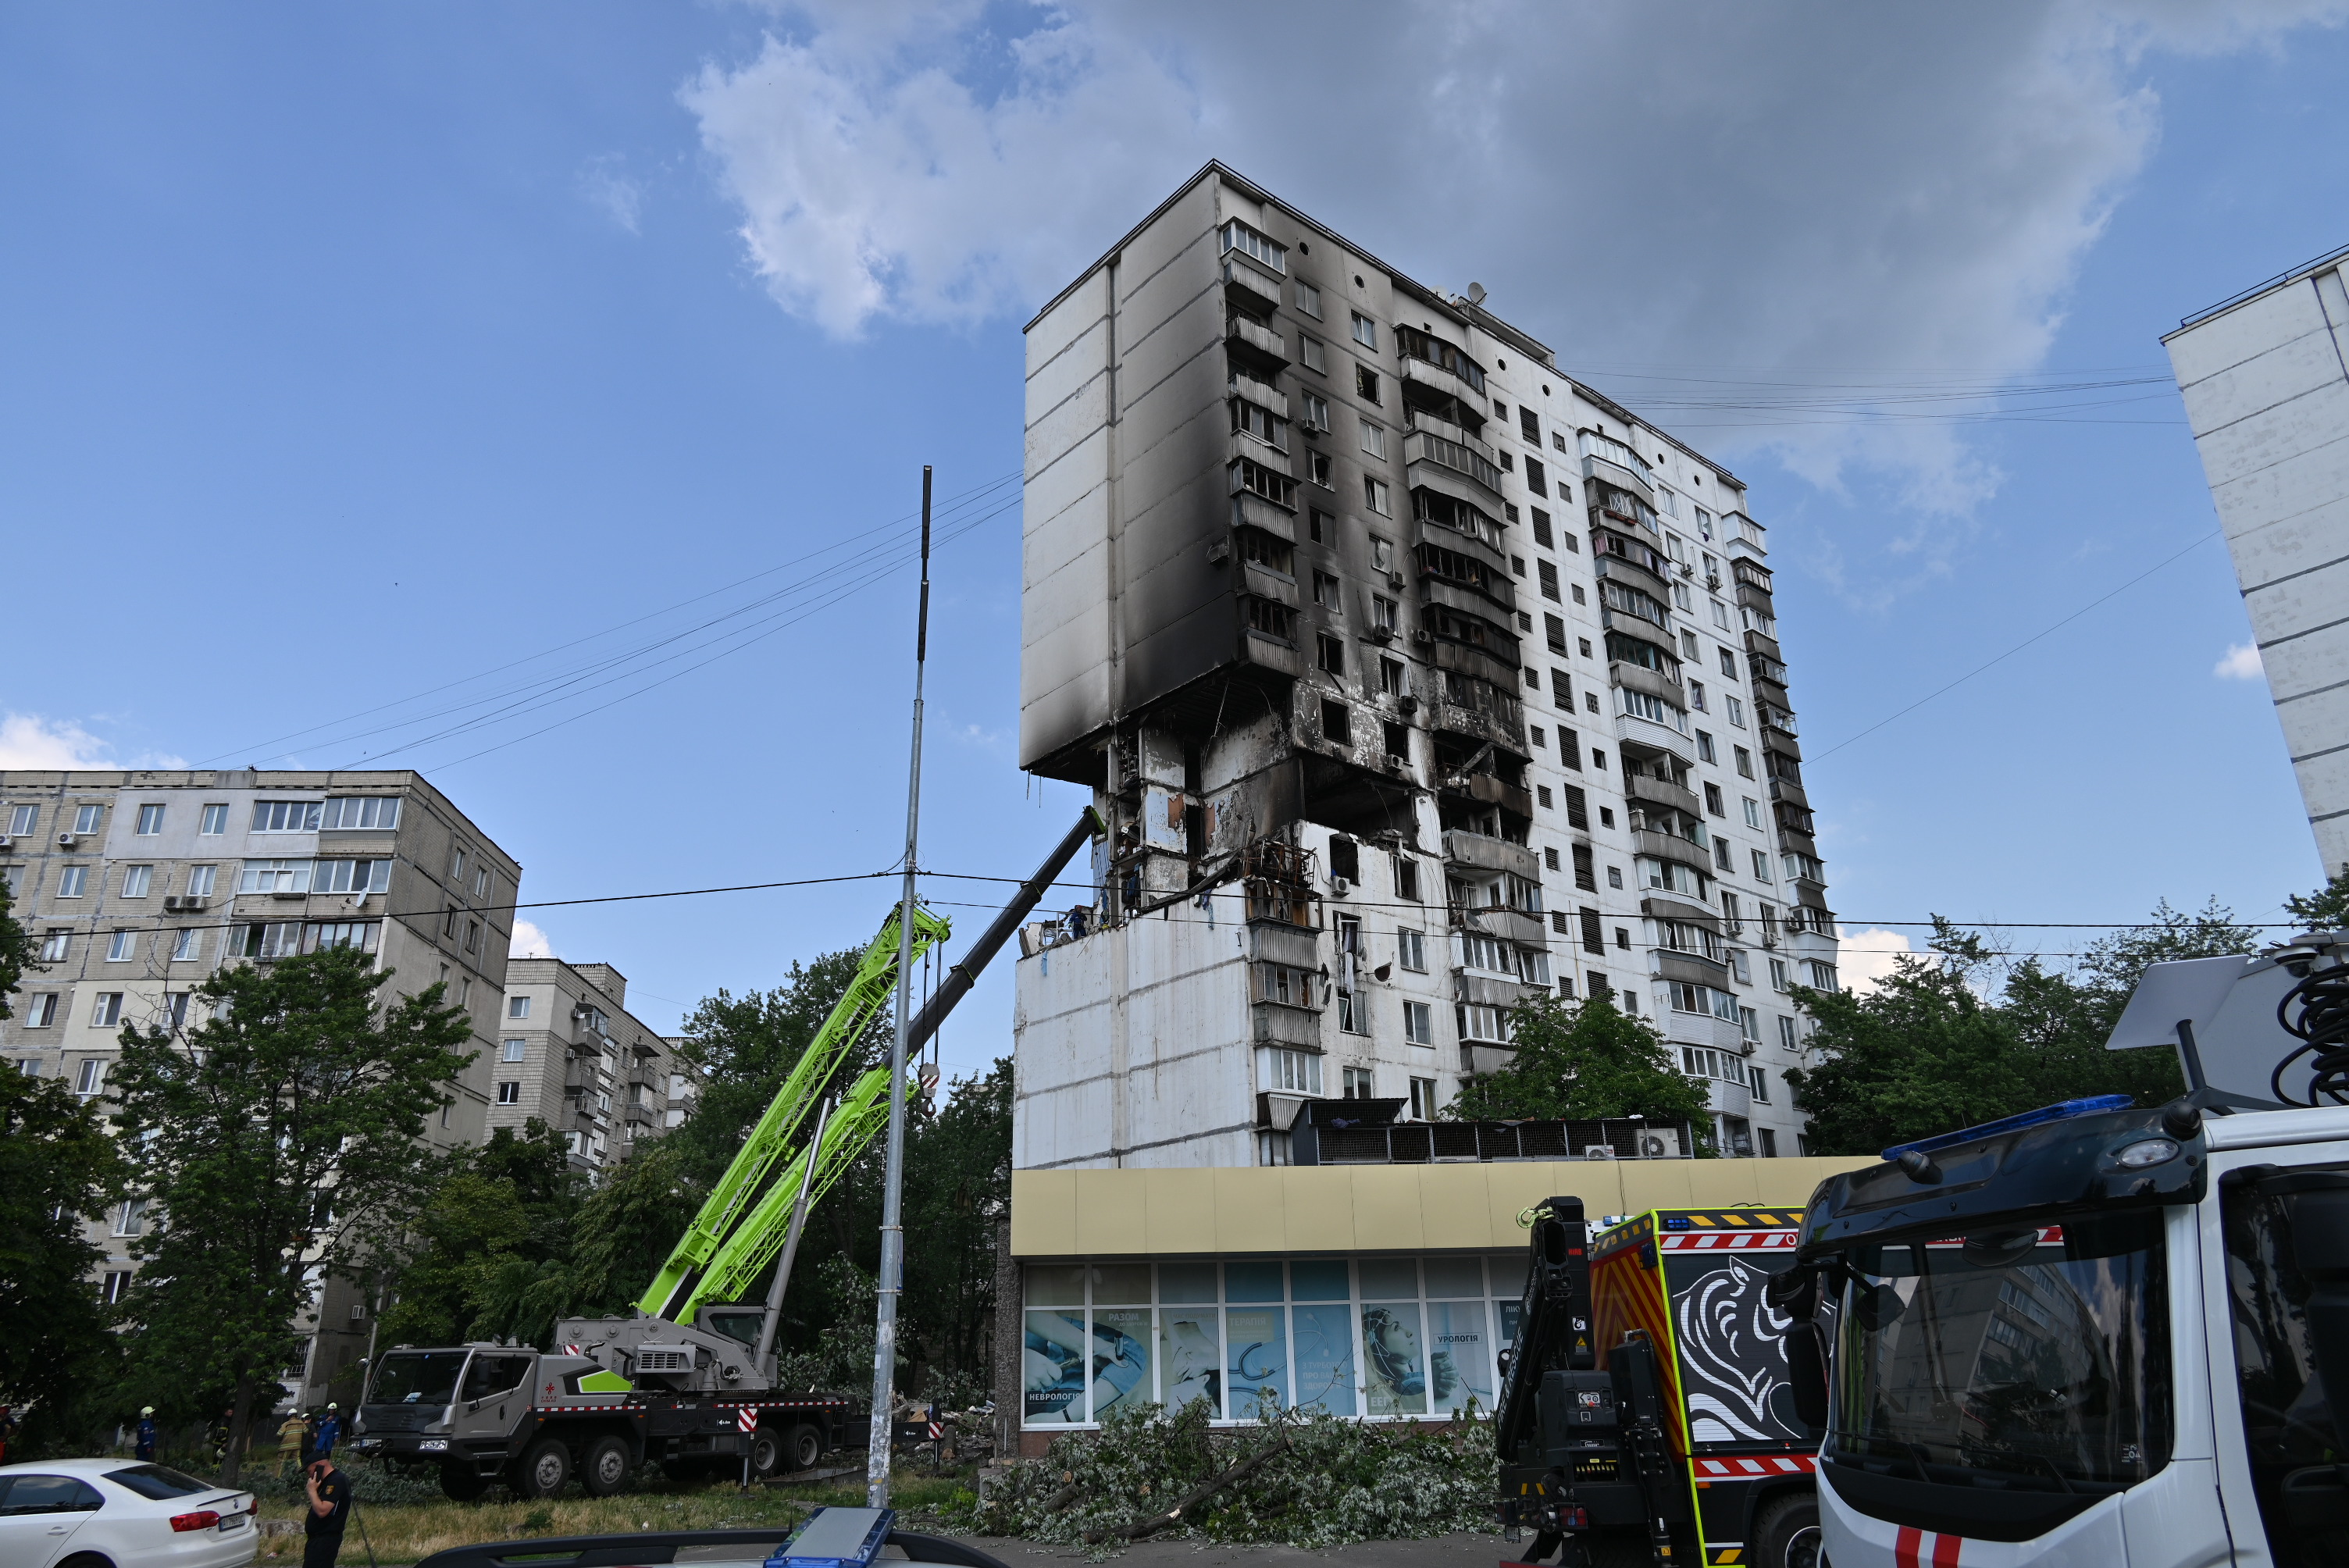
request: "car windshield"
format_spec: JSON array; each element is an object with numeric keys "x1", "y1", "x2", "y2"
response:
[
  {"x1": 105, "y1": 1464, "x2": 216, "y2": 1500},
  {"x1": 367, "y1": 1349, "x2": 469, "y2": 1406},
  {"x1": 1830, "y1": 1210, "x2": 2169, "y2": 1495}
]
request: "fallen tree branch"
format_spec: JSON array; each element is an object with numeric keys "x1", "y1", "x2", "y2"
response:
[{"x1": 1082, "y1": 1437, "x2": 1292, "y2": 1545}]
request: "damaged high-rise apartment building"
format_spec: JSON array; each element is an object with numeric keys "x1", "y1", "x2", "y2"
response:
[{"x1": 1012, "y1": 166, "x2": 1837, "y2": 1169}]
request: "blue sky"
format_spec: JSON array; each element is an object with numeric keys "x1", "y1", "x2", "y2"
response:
[{"x1": 5, "y1": 2, "x2": 2347, "y2": 1079}]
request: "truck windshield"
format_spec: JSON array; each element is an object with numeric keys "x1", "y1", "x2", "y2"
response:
[
  {"x1": 1830, "y1": 1210, "x2": 2169, "y2": 1496},
  {"x1": 367, "y1": 1350, "x2": 469, "y2": 1406}
]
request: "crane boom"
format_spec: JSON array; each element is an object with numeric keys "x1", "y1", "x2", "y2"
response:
[{"x1": 636, "y1": 905, "x2": 951, "y2": 1320}]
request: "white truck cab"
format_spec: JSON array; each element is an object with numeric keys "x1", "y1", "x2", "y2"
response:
[{"x1": 1780, "y1": 940, "x2": 2349, "y2": 1568}]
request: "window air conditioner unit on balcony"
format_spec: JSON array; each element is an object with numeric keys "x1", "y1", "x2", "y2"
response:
[
  {"x1": 1330, "y1": 876, "x2": 1352, "y2": 896},
  {"x1": 1582, "y1": 1145, "x2": 1616, "y2": 1160},
  {"x1": 0, "y1": 836, "x2": 11, "y2": 850},
  {"x1": 1410, "y1": 629, "x2": 1433, "y2": 643},
  {"x1": 57, "y1": 832, "x2": 77, "y2": 848}
]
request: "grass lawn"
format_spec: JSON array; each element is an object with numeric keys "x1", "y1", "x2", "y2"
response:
[{"x1": 251, "y1": 1467, "x2": 978, "y2": 1565}]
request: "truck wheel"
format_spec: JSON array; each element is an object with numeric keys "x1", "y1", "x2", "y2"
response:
[
  {"x1": 784, "y1": 1423, "x2": 823, "y2": 1472},
  {"x1": 581, "y1": 1434, "x2": 634, "y2": 1496},
  {"x1": 1752, "y1": 1494, "x2": 1821, "y2": 1568},
  {"x1": 747, "y1": 1427, "x2": 784, "y2": 1480},
  {"x1": 515, "y1": 1437, "x2": 572, "y2": 1499},
  {"x1": 439, "y1": 1462, "x2": 490, "y2": 1502}
]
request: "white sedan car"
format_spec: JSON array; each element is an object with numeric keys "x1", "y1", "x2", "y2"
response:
[{"x1": 0, "y1": 1459, "x2": 257, "y2": 1568}]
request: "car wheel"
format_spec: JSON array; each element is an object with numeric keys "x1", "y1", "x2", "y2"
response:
[
  {"x1": 440, "y1": 1462, "x2": 490, "y2": 1502},
  {"x1": 785, "y1": 1423, "x2": 824, "y2": 1472},
  {"x1": 515, "y1": 1437, "x2": 572, "y2": 1499},
  {"x1": 57, "y1": 1556, "x2": 116, "y2": 1568},
  {"x1": 1752, "y1": 1493, "x2": 1822, "y2": 1568},
  {"x1": 581, "y1": 1435, "x2": 633, "y2": 1497}
]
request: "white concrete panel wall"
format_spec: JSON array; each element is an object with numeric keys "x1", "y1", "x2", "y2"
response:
[{"x1": 2169, "y1": 262, "x2": 2349, "y2": 872}]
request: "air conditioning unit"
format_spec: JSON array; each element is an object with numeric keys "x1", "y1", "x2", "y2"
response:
[
  {"x1": 1582, "y1": 1145, "x2": 1617, "y2": 1160},
  {"x1": 1384, "y1": 756, "x2": 1407, "y2": 775},
  {"x1": 56, "y1": 832, "x2": 77, "y2": 848},
  {"x1": 1366, "y1": 625, "x2": 1395, "y2": 643},
  {"x1": 1410, "y1": 629, "x2": 1433, "y2": 644},
  {"x1": 1330, "y1": 876, "x2": 1352, "y2": 896},
  {"x1": 0, "y1": 836, "x2": 11, "y2": 850},
  {"x1": 1677, "y1": 562, "x2": 1694, "y2": 576},
  {"x1": 1399, "y1": 695, "x2": 1419, "y2": 715},
  {"x1": 1706, "y1": 576, "x2": 1722, "y2": 591},
  {"x1": 163, "y1": 895, "x2": 185, "y2": 911}
]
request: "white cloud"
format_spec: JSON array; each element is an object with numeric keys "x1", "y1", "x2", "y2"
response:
[
  {"x1": 579, "y1": 155, "x2": 645, "y2": 233},
  {"x1": 512, "y1": 919, "x2": 558, "y2": 960},
  {"x1": 0, "y1": 713, "x2": 184, "y2": 770},
  {"x1": 683, "y1": 0, "x2": 2347, "y2": 589},
  {"x1": 1837, "y1": 928, "x2": 1919, "y2": 996},
  {"x1": 2215, "y1": 641, "x2": 2265, "y2": 679}
]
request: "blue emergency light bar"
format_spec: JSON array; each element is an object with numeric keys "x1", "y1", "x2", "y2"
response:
[
  {"x1": 768, "y1": 1506, "x2": 895, "y2": 1568},
  {"x1": 1879, "y1": 1095, "x2": 2134, "y2": 1164}
]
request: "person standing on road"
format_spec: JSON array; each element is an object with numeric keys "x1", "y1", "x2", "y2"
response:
[
  {"x1": 303, "y1": 1456, "x2": 351, "y2": 1568},
  {"x1": 277, "y1": 1409, "x2": 310, "y2": 1472},
  {"x1": 314, "y1": 1402, "x2": 342, "y2": 1459},
  {"x1": 134, "y1": 1407, "x2": 159, "y2": 1461}
]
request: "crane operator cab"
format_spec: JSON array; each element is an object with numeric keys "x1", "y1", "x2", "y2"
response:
[{"x1": 1773, "y1": 935, "x2": 2349, "y2": 1568}]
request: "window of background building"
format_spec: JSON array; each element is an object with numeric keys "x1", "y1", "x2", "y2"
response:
[
  {"x1": 509, "y1": 996, "x2": 531, "y2": 1017},
  {"x1": 199, "y1": 804, "x2": 228, "y2": 835},
  {"x1": 502, "y1": 1039, "x2": 527, "y2": 1062},
  {"x1": 497, "y1": 1082, "x2": 521, "y2": 1105},
  {"x1": 107, "y1": 930, "x2": 135, "y2": 962},
  {"x1": 1398, "y1": 928, "x2": 1426, "y2": 971},
  {"x1": 40, "y1": 930, "x2": 69, "y2": 961},
  {"x1": 57, "y1": 866, "x2": 87, "y2": 896},
  {"x1": 75, "y1": 805, "x2": 103, "y2": 834},
  {"x1": 121, "y1": 865, "x2": 151, "y2": 897},
  {"x1": 1300, "y1": 334, "x2": 1327, "y2": 372},
  {"x1": 25, "y1": 993, "x2": 59, "y2": 1026},
  {"x1": 1350, "y1": 312, "x2": 1377, "y2": 349},
  {"x1": 1404, "y1": 1005, "x2": 1434, "y2": 1049},
  {"x1": 7, "y1": 804, "x2": 35, "y2": 836},
  {"x1": 135, "y1": 804, "x2": 165, "y2": 835},
  {"x1": 1409, "y1": 1076, "x2": 1438, "y2": 1119}
]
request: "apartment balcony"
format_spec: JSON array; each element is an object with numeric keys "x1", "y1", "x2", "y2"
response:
[
  {"x1": 1241, "y1": 561, "x2": 1298, "y2": 608},
  {"x1": 1652, "y1": 948, "x2": 1732, "y2": 989},
  {"x1": 623, "y1": 1102, "x2": 656, "y2": 1128},
  {"x1": 626, "y1": 1065, "x2": 655, "y2": 1090},
  {"x1": 1762, "y1": 725, "x2": 1802, "y2": 762},
  {"x1": 1738, "y1": 581, "x2": 1775, "y2": 616},
  {"x1": 1593, "y1": 551, "x2": 1673, "y2": 601},
  {"x1": 1401, "y1": 408, "x2": 1495, "y2": 463},
  {"x1": 1725, "y1": 531, "x2": 1768, "y2": 566},
  {"x1": 1405, "y1": 429, "x2": 1504, "y2": 505},
  {"x1": 1399, "y1": 352, "x2": 1488, "y2": 410},
  {"x1": 1222, "y1": 258, "x2": 1281, "y2": 312},
  {"x1": 1229, "y1": 369, "x2": 1289, "y2": 421},
  {"x1": 1442, "y1": 770, "x2": 1534, "y2": 821},
  {"x1": 1443, "y1": 830, "x2": 1540, "y2": 880},
  {"x1": 1251, "y1": 1002, "x2": 1323, "y2": 1049},
  {"x1": 1455, "y1": 971, "x2": 1529, "y2": 1010},
  {"x1": 1414, "y1": 516, "x2": 1509, "y2": 579},
  {"x1": 1428, "y1": 636, "x2": 1521, "y2": 695},
  {"x1": 1633, "y1": 828, "x2": 1710, "y2": 871},
  {"x1": 1232, "y1": 492, "x2": 1297, "y2": 544},
  {"x1": 1743, "y1": 627, "x2": 1784, "y2": 665},
  {"x1": 1225, "y1": 313, "x2": 1289, "y2": 369},
  {"x1": 1616, "y1": 711, "x2": 1694, "y2": 765},
  {"x1": 1421, "y1": 572, "x2": 1517, "y2": 622},
  {"x1": 1583, "y1": 452, "x2": 1658, "y2": 508},
  {"x1": 1432, "y1": 699, "x2": 1524, "y2": 754},
  {"x1": 1626, "y1": 772, "x2": 1702, "y2": 819},
  {"x1": 1752, "y1": 672, "x2": 1791, "y2": 711},
  {"x1": 1769, "y1": 776, "x2": 1810, "y2": 811},
  {"x1": 1455, "y1": 904, "x2": 1546, "y2": 948}
]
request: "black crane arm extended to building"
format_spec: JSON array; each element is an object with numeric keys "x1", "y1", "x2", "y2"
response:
[{"x1": 904, "y1": 806, "x2": 1104, "y2": 1055}]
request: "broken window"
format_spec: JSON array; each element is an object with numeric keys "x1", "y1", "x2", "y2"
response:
[
  {"x1": 1382, "y1": 720, "x2": 1410, "y2": 763},
  {"x1": 1393, "y1": 857, "x2": 1421, "y2": 903},
  {"x1": 1379, "y1": 656, "x2": 1406, "y2": 696},
  {"x1": 1321, "y1": 700, "x2": 1353, "y2": 746},
  {"x1": 1314, "y1": 572, "x2": 1341, "y2": 608},
  {"x1": 1245, "y1": 597, "x2": 1296, "y2": 642},
  {"x1": 1317, "y1": 634, "x2": 1346, "y2": 674},
  {"x1": 1356, "y1": 365, "x2": 1381, "y2": 404},
  {"x1": 1239, "y1": 529, "x2": 1293, "y2": 575},
  {"x1": 1328, "y1": 836, "x2": 1360, "y2": 884}
]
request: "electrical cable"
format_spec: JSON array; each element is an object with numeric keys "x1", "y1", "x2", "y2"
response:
[{"x1": 1807, "y1": 527, "x2": 2223, "y2": 762}]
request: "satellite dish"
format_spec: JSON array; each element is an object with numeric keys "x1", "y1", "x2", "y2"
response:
[{"x1": 1467, "y1": 282, "x2": 1487, "y2": 305}]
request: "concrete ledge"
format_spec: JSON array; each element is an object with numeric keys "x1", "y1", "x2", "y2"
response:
[{"x1": 1009, "y1": 1156, "x2": 1871, "y2": 1257}]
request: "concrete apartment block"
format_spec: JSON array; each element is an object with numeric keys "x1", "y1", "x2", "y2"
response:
[
  {"x1": 0, "y1": 768, "x2": 522, "y2": 1409},
  {"x1": 2165, "y1": 244, "x2": 2349, "y2": 875},
  {"x1": 497, "y1": 957, "x2": 697, "y2": 1173},
  {"x1": 1013, "y1": 166, "x2": 1837, "y2": 1171}
]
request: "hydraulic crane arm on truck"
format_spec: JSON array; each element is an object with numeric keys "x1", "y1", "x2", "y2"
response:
[
  {"x1": 351, "y1": 809, "x2": 1103, "y2": 1502},
  {"x1": 1773, "y1": 930, "x2": 2349, "y2": 1568}
]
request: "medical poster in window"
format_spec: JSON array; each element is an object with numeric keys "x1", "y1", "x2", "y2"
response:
[
  {"x1": 1159, "y1": 1307, "x2": 1222, "y2": 1417},
  {"x1": 1426, "y1": 1299, "x2": 1495, "y2": 1413},
  {"x1": 1025, "y1": 1310, "x2": 1090, "y2": 1424},
  {"x1": 1225, "y1": 1306, "x2": 1288, "y2": 1419},
  {"x1": 1292, "y1": 1303, "x2": 1357, "y2": 1415},
  {"x1": 1360, "y1": 1302, "x2": 1430, "y2": 1417},
  {"x1": 1089, "y1": 1308, "x2": 1153, "y2": 1420}
]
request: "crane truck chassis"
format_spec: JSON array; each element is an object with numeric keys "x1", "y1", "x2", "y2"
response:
[
  {"x1": 353, "y1": 811, "x2": 1104, "y2": 1501},
  {"x1": 1769, "y1": 933, "x2": 2349, "y2": 1567}
]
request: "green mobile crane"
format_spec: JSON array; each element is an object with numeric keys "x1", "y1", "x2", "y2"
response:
[{"x1": 351, "y1": 810, "x2": 1102, "y2": 1500}]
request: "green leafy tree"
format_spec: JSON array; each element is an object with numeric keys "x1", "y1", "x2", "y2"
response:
[
  {"x1": 0, "y1": 875, "x2": 127, "y2": 1452},
  {"x1": 1788, "y1": 916, "x2": 2201, "y2": 1156},
  {"x1": 110, "y1": 946, "x2": 476, "y2": 1482},
  {"x1": 375, "y1": 1121, "x2": 579, "y2": 1348},
  {"x1": 2285, "y1": 868, "x2": 2349, "y2": 930},
  {"x1": 667, "y1": 951, "x2": 873, "y2": 1188},
  {"x1": 1444, "y1": 994, "x2": 1713, "y2": 1132},
  {"x1": 899, "y1": 1055, "x2": 1013, "y2": 1399}
]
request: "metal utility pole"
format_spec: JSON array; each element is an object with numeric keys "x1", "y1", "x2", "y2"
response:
[{"x1": 868, "y1": 465, "x2": 932, "y2": 1508}]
